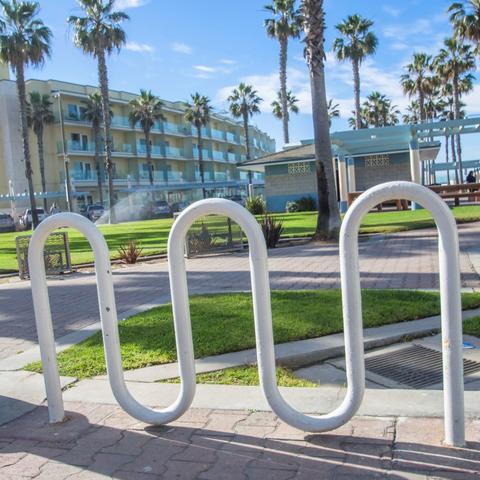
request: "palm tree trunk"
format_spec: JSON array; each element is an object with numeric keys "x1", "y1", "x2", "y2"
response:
[
  {"x1": 36, "y1": 128, "x2": 48, "y2": 212},
  {"x1": 418, "y1": 89, "x2": 426, "y2": 123},
  {"x1": 145, "y1": 129, "x2": 155, "y2": 202},
  {"x1": 451, "y1": 134, "x2": 459, "y2": 184},
  {"x1": 243, "y1": 113, "x2": 253, "y2": 186},
  {"x1": 279, "y1": 36, "x2": 289, "y2": 144},
  {"x1": 197, "y1": 127, "x2": 206, "y2": 199},
  {"x1": 15, "y1": 62, "x2": 38, "y2": 228},
  {"x1": 302, "y1": 0, "x2": 340, "y2": 238},
  {"x1": 352, "y1": 58, "x2": 361, "y2": 130},
  {"x1": 453, "y1": 73, "x2": 463, "y2": 180},
  {"x1": 97, "y1": 50, "x2": 116, "y2": 223},
  {"x1": 93, "y1": 122, "x2": 103, "y2": 204}
]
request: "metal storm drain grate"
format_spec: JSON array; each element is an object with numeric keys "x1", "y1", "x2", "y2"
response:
[{"x1": 365, "y1": 344, "x2": 480, "y2": 389}]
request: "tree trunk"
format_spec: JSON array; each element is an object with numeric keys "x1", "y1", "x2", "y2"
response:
[
  {"x1": 197, "y1": 127, "x2": 206, "y2": 199},
  {"x1": 451, "y1": 134, "x2": 459, "y2": 184},
  {"x1": 352, "y1": 58, "x2": 362, "y2": 130},
  {"x1": 302, "y1": 0, "x2": 340, "y2": 238},
  {"x1": 243, "y1": 113, "x2": 253, "y2": 185},
  {"x1": 418, "y1": 87, "x2": 426, "y2": 123},
  {"x1": 279, "y1": 36, "x2": 289, "y2": 145},
  {"x1": 36, "y1": 127, "x2": 48, "y2": 212},
  {"x1": 15, "y1": 62, "x2": 38, "y2": 228},
  {"x1": 453, "y1": 72, "x2": 463, "y2": 180},
  {"x1": 145, "y1": 129, "x2": 155, "y2": 203},
  {"x1": 93, "y1": 122, "x2": 103, "y2": 204},
  {"x1": 97, "y1": 50, "x2": 116, "y2": 223}
]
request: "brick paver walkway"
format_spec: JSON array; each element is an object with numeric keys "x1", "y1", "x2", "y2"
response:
[
  {"x1": 0, "y1": 223, "x2": 479, "y2": 360},
  {"x1": 0, "y1": 403, "x2": 479, "y2": 479}
]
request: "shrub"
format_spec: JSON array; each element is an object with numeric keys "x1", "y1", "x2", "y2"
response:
[
  {"x1": 285, "y1": 201, "x2": 299, "y2": 213},
  {"x1": 188, "y1": 223, "x2": 216, "y2": 254},
  {"x1": 117, "y1": 240, "x2": 143, "y2": 264},
  {"x1": 297, "y1": 196, "x2": 316, "y2": 212},
  {"x1": 261, "y1": 215, "x2": 284, "y2": 248},
  {"x1": 246, "y1": 195, "x2": 266, "y2": 215}
]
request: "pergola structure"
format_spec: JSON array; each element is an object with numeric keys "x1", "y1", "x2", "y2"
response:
[{"x1": 333, "y1": 116, "x2": 480, "y2": 212}]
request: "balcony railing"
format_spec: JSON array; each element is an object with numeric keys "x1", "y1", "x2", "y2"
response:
[
  {"x1": 212, "y1": 150, "x2": 226, "y2": 161},
  {"x1": 137, "y1": 144, "x2": 163, "y2": 155},
  {"x1": 164, "y1": 122, "x2": 186, "y2": 135},
  {"x1": 193, "y1": 148, "x2": 211, "y2": 160},
  {"x1": 226, "y1": 132, "x2": 237, "y2": 143},
  {"x1": 211, "y1": 129, "x2": 225, "y2": 140},
  {"x1": 227, "y1": 152, "x2": 237, "y2": 162},
  {"x1": 165, "y1": 146, "x2": 183, "y2": 158}
]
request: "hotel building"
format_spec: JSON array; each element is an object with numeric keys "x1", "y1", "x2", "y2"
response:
[{"x1": 0, "y1": 67, "x2": 275, "y2": 212}]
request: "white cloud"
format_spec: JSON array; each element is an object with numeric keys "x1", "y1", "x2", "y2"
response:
[
  {"x1": 219, "y1": 59, "x2": 236, "y2": 65},
  {"x1": 463, "y1": 84, "x2": 480, "y2": 116},
  {"x1": 172, "y1": 42, "x2": 192, "y2": 55},
  {"x1": 125, "y1": 41, "x2": 155, "y2": 53},
  {"x1": 116, "y1": 0, "x2": 148, "y2": 9},
  {"x1": 194, "y1": 65, "x2": 218, "y2": 73},
  {"x1": 382, "y1": 5, "x2": 402, "y2": 17}
]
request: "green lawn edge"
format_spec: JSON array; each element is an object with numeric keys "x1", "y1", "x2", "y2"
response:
[{"x1": 24, "y1": 289, "x2": 480, "y2": 379}]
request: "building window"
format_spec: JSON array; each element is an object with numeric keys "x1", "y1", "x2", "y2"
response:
[
  {"x1": 288, "y1": 162, "x2": 311, "y2": 175},
  {"x1": 365, "y1": 154, "x2": 390, "y2": 168},
  {"x1": 67, "y1": 104, "x2": 79, "y2": 120}
]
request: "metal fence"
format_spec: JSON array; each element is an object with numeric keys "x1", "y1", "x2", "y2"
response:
[
  {"x1": 184, "y1": 214, "x2": 244, "y2": 258},
  {"x1": 16, "y1": 231, "x2": 72, "y2": 279}
]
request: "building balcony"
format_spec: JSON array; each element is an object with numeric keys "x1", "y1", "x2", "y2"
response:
[
  {"x1": 165, "y1": 146, "x2": 184, "y2": 158},
  {"x1": 212, "y1": 150, "x2": 226, "y2": 161},
  {"x1": 193, "y1": 148, "x2": 211, "y2": 160},
  {"x1": 137, "y1": 144, "x2": 163, "y2": 156},
  {"x1": 164, "y1": 122, "x2": 187, "y2": 135},
  {"x1": 227, "y1": 152, "x2": 237, "y2": 163},
  {"x1": 226, "y1": 132, "x2": 237, "y2": 143},
  {"x1": 211, "y1": 129, "x2": 226, "y2": 141}
]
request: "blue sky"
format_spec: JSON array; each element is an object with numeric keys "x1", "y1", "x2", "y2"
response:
[{"x1": 23, "y1": 0, "x2": 480, "y2": 161}]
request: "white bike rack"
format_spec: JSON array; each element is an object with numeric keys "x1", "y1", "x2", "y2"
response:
[{"x1": 28, "y1": 181, "x2": 465, "y2": 447}]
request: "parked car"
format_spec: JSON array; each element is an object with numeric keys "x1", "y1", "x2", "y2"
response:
[
  {"x1": 82, "y1": 204, "x2": 105, "y2": 222},
  {"x1": 0, "y1": 213, "x2": 15, "y2": 232},
  {"x1": 20, "y1": 208, "x2": 47, "y2": 229},
  {"x1": 149, "y1": 200, "x2": 172, "y2": 218},
  {"x1": 171, "y1": 201, "x2": 190, "y2": 213},
  {"x1": 228, "y1": 195, "x2": 246, "y2": 207}
]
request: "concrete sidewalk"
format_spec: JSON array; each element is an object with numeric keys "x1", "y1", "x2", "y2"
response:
[{"x1": 0, "y1": 402, "x2": 478, "y2": 479}]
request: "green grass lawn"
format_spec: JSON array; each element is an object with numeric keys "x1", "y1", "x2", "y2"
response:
[
  {"x1": 464, "y1": 317, "x2": 480, "y2": 337},
  {"x1": 25, "y1": 289, "x2": 480, "y2": 379},
  {"x1": 162, "y1": 365, "x2": 316, "y2": 388},
  {"x1": 1, "y1": 205, "x2": 480, "y2": 273}
]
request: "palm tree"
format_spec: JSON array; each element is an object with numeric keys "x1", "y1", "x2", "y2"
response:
[
  {"x1": 68, "y1": 0, "x2": 129, "y2": 223},
  {"x1": 301, "y1": 0, "x2": 340, "y2": 239},
  {"x1": 184, "y1": 93, "x2": 212, "y2": 199},
  {"x1": 449, "y1": 1, "x2": 480, "y2": 52},
  {"x1": 332, "y1": 14, "x2": 378, "y2": 130},
  {"x1": 0, "y1": 0, "x2": 52, "y2": 228},
  {"x1": 271, "y1": 90, "x2": 299, "y2": 120},
  {"x1": 26, "y1": 92, "x2": 54, "y2": 212},
  {"x1": 348, "y1": 108, "x2": 369, "y2": 129},
  {"x1": 403, "y1": 100, "x2": 420, "y2": 124},
  {"x1": 83, "y1": 91, "x2": 111, "y2": 204},
  {"x1": 228, "y1": 83, "x2": 262, "y2": 186},
  {"x1": 264, "y1": 0, "x2": 303, "y2": 144},
  {"x1": 128, "y1": 89, "x2": 165, "y2": 201},
  {"x1": 327, "y1": 99, "x2": 340, "y2": 126},
  {"x1": 400, "y1": 53, "x2": 433, "y2": 122},
  {"x1": 362, "y1": 91, "x2": 400, "y2": 127},
  {"x1": 434, "y1": 37, "x2": 476, "y2": 177}
]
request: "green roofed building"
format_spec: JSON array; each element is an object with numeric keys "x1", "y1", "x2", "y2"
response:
[{"x1": 240, "y1": 119, "x2": 480, "y2": 213}]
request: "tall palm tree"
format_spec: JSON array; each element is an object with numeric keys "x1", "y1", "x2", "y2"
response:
[
  {"x1": 68, "y1": 0, "x2": 129, "y2": 223},
  {"x1": 449, "y1": 1, "x2": 480, "y2": 52},
  {"x1": 0, "y1": 0, "x2": 51, "y2": 228},
  {"x1": 184, "y1": 93, "x2": 212, "y2": 199},
  {"x1": 362, "y1": 91, "x2": 400, "y2": 127},
  {"x1": 348, "y1": 108, "x2": 369, "y2": 129},
  {"x1": 264, "y1": 0, "x2": 303, "y2": 144},
  {"x1": 332, "y1": 14, "x2": 378, "y2": 130},
  {"x1": 327, "y1": 98, "x2": 340, "y2": 127},
  {"x1": 400, "y1": 53, "x2": 433, "y2": 122},
  {"x1": 271, "y1": 90, "x2": 299, "y2": 119},
  {"x1": 434, "y1": 37, "x2": 476, "y2": 177},
  {"x1": 228, "y1": 83, "x2": 262, "y2": 185},
  {"x1": 403, "y1": 100, "x2": 420, "y2": 124},
  {"x1": 83, "y1": 91, "x2": 111, "y2": 204},
  {"x1": 301, "y1": 0, "x2": 340, "y2": 238},
  {"x1": 26, "y1": 92, "x2": 54, "y2": 212},
  {"x1": 128, "y1": 89, "x2": 165, "y2": 201}
]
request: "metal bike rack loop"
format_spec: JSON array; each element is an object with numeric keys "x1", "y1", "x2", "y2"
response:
[
  {"x1": 29, "y1": 181, "x2": 464, "y2": 447},
  {"x1": 29, "y1": 213, "x2": 196, "y2": 424}
]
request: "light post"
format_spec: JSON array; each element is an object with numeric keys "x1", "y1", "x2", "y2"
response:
[{"x1": 52, "y1": 91, "x2": 73, "y2": 212}]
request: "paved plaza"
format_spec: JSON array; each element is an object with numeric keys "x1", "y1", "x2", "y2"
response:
[
  {"x1": 0, "y1": 404, "x2": 479, "y2": 479},
  {"x1": 0, "y1": 223, "x2": 480, "y2": 361}
]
